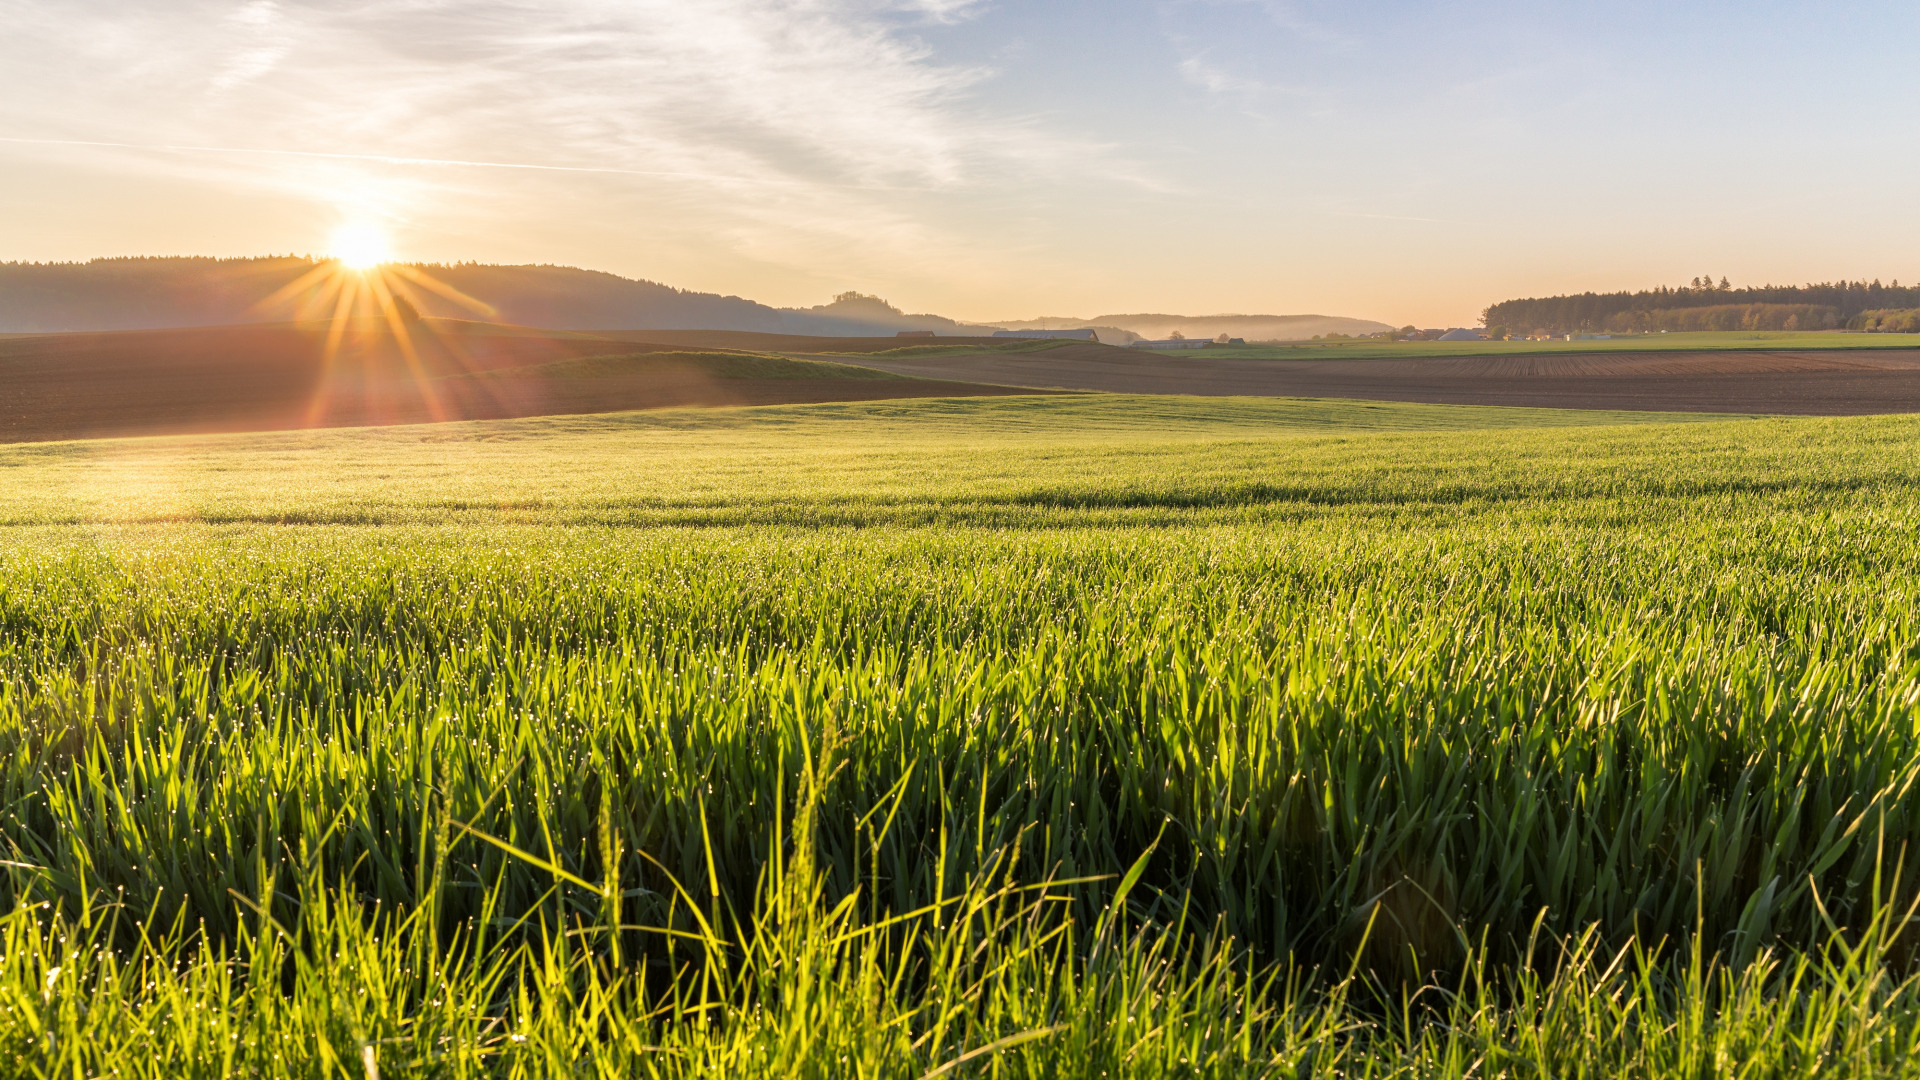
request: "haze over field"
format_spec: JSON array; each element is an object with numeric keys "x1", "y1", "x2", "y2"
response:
[
  {"x1": 0, "y1": 257, "x2": 1005, "y2": 336},
  {"x1": 5, "y1": 1, "x2": 1918, "y2": 325},
  {"x1": 0, "y1": 256, "x2": 1393, "y2": 340}
]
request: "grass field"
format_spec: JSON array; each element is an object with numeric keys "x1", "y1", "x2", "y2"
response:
[
  {"x1": 1214, "y1": 330, "x2": 1920, "y2": 360},
  {"x1": 0, "y1": 395, "x2": 1760, "y2": 527},
  {"x1": 6, "y1": 395, "x2": 1920, "y2": 1076}
]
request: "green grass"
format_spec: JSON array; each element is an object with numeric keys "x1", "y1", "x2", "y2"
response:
[
  {"x1": 0, "y1": 395, "x2": 1750, "y2": 527},
  {"x1": 1210, "y1": 330, "x2": 1920, "y2": 360},
  {"x1": 5, "y1": 394, "x2": 1920, "y2": 1075}
]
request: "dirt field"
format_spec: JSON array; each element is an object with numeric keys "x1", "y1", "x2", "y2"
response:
[
  {"x1": 832, "y1": 346, "x2": 1920, "y2": 415},
  {"x1": 590, "y1": 329, "x2": 1024, "y2": 354},
  {"x1": 14, "y1": 322, "x2": 1920, "y2": 445},
  {"x1": 0, "y1": 323, "x2": 1036, "y2": 444}
]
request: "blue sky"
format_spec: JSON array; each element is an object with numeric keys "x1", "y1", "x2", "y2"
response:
[{"x1": 3, "y1": 0, "x2": 1916, "y2": 324}]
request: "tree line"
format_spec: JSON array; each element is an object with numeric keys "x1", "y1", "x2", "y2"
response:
[{"x1": 1484, "y1": 278, "x2": 1920, "y2": 335}]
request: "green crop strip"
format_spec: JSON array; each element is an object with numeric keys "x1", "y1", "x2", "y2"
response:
[{"x1": 2, "y1": 395, "x2": 1920, "y2": 1075}]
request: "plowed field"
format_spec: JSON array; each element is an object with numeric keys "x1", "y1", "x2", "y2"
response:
[
  {"x1": 591, "y1": 329, "x2": 1024, "y2": 353},
  {"x1": 0, "y1": 321, "x2": 1035, "y2": 443},
  {"x1": 841, "y1": 346, "x2": 1920, "y2": 414}
]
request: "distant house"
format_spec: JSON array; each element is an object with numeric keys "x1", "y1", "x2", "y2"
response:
[
  {"x1": 1130, "y1": 338, "x2": 1212, "y2": 350},
  {"x1": 1436, "y1": 328, "x2": 1486, "y2": 341},
  {"x1": 993, "y1": 329, "x2": 1098, "y2": 341},
  {"x1": 896, "y1": 330, "x2": 936, "y2": 338}
]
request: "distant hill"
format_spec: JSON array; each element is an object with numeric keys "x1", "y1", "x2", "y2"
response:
[
  {"x1": 1486, "y1": 280, "x2": 1920, "y2": 335},
  {"x1": 998, "y1": 313, "x2": 1394, "y2": 343},
  {"x1": 0, "y1": 257, "x2": 1396, "y2": 341},
  {"x1": 0, "y1": 257, "x2": 1004, "y2": 336},
  {"x1": 772, "y1": 291, "x2": 1007, "y2": 337}
]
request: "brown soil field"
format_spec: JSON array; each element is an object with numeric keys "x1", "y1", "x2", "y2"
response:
[
  {"x1": 591, "y1": 329, "x2": 1024, "y2": 354},
  {"x1": 0, "y1": 322, "x2": 1036, "y2": 444},
  {"x1": 18, "y1": 320, "x2": 1911, "y2": 446},
  {"x1": 837, "y1": 346, "x2": 1920, "y2": 415}
]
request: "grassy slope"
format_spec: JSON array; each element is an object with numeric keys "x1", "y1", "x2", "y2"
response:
[{"x1": 6, "y1": 396, "x2": 1920, "y2": 1074}]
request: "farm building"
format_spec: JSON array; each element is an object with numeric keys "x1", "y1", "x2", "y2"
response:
[{"x1": 1436, "y1": 328, "x2": 1487, "y2": 341}]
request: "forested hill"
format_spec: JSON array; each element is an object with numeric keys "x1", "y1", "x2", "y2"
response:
[
  {"x1": 1486, "y1": 280, "x2": 1920, "y2": 334},
  {"x1": 0, "y1": 257, "x2": 1004, "y2": 336}
]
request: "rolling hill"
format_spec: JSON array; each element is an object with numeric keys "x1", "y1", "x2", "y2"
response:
[
  {"x1": 0, "y1": 257, "x2": 1394, "y2": 343},
  {"x1": 0, "y1": 320, "x2": 1041, "y2": 443},
  {"x1": 0, "y1": 258, "x2": 1005, "y2": 336}
]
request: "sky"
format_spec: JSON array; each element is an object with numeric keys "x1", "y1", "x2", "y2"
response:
[{"x1": 2, "y1": 0, "x2": 1917, "y2": 327}]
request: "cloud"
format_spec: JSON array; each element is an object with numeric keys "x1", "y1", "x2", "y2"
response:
[
  {"x1": 887, "y1": 0, "x2": 988, "y2": 24},
  {"x1": 210, "y1": 0, "x2": 290, "y2": 92},
  {"x1": 0, "y1": 0, "x2": 1050, "y2": 186},
  {"x1": 1173, "y1": 48, "x2": 1331, "y2": 121},
  {"x1": 0, "y1": 0, "x2": 1101, "y2": 279},
  {"x1": 1191, "y1": 0, "x2": 1362, "y2": 53},
  {"x1": 1178, "y1": 54, "x2": 1269, "y2": 97}
]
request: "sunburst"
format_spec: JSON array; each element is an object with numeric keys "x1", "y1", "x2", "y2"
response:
[
  {"x1": 253, "y1": 224, "x2": 499, "y2": 426},
  {"x1": 330, "y1": 222, "x2": 391, "y2": 270}
]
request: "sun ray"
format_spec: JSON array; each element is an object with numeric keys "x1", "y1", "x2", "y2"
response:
[
  {"x1": 382, "y1": 273, "x2": 526, "y2": 415},
  {"x1": 306, "y1": 272, "x2": 365, "y2": 427},
  {"x1": 362, "y1": 268, "x2": 446, "y2": 423},
  {"x1": 246, "y1": 225, "x2": 510, "y2": 430},
  {"x1": 387, "y1": 264, "x2": 497, "y2": 319},
  {"x1": 385, "y1": 273, "x2": 479, "y2": 376},
  {"x1": 251, "y1": 260, "x2": 340, "y2": 319},
  {"x1": 295, "y1": 272, "x2": 348, "y2": 323}
]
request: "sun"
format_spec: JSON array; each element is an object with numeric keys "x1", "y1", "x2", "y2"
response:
[
  {"x1": 329, "y1": 222, "x2": 392, "y2": 270},
  {"x1": 253, "y1": 229, "x2": 498, "y2": 426}
]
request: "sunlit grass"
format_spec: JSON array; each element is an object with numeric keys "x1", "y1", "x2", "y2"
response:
[
  {"x1": 4, "y1": 395, "x2": 1920, "y2": 1074},
  {"x1": 0, "y1": 393, "x2": 1764, "y2": 526}
]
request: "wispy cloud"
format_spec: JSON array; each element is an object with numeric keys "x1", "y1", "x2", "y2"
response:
[
  {"x1": 209, "y1": 0, "x2": 290, "y2": 92},
  {"x1": 889, "y1": 0, "x2": 989, "y2": 25},
  {"x1": 1173, "y1": 48, "x2": 1331, "y2": 122},
  {"x1": 1179, "y1": 54, "x2": 1268, "y2": 98},
  {"x1": 0, "y1": 0, "x2": 1102, "y2": 279}
]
